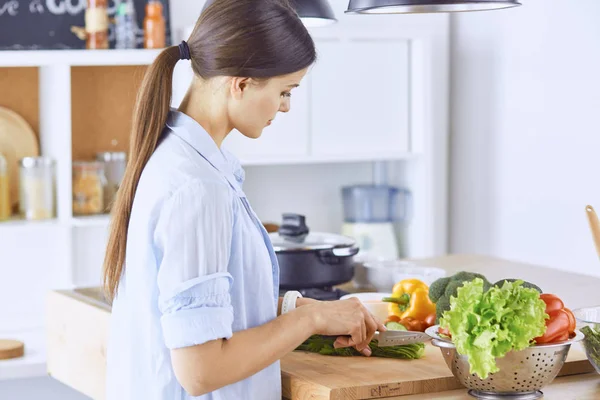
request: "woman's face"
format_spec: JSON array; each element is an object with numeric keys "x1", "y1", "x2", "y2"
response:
[{"x1": 228, "y1": 68, "x2": 309, "y2": 139}]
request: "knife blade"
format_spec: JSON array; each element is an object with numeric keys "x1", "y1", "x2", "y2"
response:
[{"x1": 374, "y1": 330, "x2": 431, "y2": 347}]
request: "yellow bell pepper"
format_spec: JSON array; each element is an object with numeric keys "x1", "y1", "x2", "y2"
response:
[{"x1": 383, "y1": 279, "x2": 436, "y2": 321}]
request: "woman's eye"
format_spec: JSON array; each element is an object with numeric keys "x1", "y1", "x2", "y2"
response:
[{"x1": 281, "y1": 92, "x2": 292, "y2": 98}]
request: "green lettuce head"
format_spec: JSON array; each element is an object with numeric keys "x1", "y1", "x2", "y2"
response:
[{"x1": 440, "y1": 278, "x2": 548, "y2": 379}]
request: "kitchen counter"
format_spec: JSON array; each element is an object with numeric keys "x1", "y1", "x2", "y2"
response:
[
  {"x1": 395, "y1": 372, "x2": 600, "y2": 399},
  {"x1": 282, "y1": 254, "x2": 600, "y2": 399},
  {"x1": 45, "y1": 254, "x2": 600, "y2": 399}
]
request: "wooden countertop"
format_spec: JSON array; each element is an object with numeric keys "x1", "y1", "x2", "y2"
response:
[
  {"x1": 283, "y1": 254, "x2": 600, "y2": 399},
  {"x1": 397, "y1": 372, "x2": 600, "y2": 399}
]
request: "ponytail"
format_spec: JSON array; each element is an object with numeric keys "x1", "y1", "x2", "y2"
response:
[{"x1": 103, "y1": 46, "x2": 180, "y2": 302}]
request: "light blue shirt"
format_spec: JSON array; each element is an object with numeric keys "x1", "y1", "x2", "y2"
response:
[{"x1": 106, "y1": 110, "x2": 281, "y2": 400}]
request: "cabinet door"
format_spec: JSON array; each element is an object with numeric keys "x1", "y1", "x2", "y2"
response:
[
  {"x1": 221, "y1": 84, "x2": 310, "y2": 162},
  {"x1": 310, "y1": 40, "x2": 410, "y2": 157}
]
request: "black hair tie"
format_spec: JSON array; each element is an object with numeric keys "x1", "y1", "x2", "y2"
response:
[{"x1": 178, "y1": 40, "x2": 191, "y2": 60}]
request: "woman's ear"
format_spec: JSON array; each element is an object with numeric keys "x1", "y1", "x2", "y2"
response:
[{"x1": 230, "y1": 77, "x2": 252, "y2": 99}]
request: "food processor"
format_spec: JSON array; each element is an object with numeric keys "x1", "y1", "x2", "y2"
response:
[{"x1": 341, "y1": 162, "x2": 411, "y2": 287}]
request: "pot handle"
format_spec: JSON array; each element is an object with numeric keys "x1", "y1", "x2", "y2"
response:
[{"x1": 320, "y1": 245, "x2": 360, "y2": 258}]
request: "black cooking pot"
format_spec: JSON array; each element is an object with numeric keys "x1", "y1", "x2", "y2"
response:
[{"x1": 269, "y1": 214, "x2": 359, "y2": 290}]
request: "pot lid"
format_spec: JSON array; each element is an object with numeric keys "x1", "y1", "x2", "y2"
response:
[
  {"x1": 268, "y1": 213, "x2": 356, "y2": 252},
  {"x1": 269, "y1": 231, "x2": 357, "y2": 252}
]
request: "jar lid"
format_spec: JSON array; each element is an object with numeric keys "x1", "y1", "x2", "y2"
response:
[
  {"x1": 96, "y1": 152, "x2": 127, "y2": 162},
  {"x1": 20, "y1": 157, "x2": 55, "y2": 168}
]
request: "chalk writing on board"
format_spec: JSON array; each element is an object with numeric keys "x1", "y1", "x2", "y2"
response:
[
  {"x1": 30, "y1": 0, "x2": 44, "y2": 13},
  {"x1": 0, "y1": 1, "x2": 19, "y2": 17},
  {"x1": 45, "y1": 0, "x2": 86, "y2": 16},
  {"x1": 0, "y1": 0, "x2": 171, "y2": 50}
]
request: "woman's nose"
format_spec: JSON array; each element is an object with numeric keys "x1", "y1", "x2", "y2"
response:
[{"x1": 279, "y1": 99, "x2": 290, "y2": 113}]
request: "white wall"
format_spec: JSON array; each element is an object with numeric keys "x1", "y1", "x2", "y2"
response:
[{"x1": 450, "y1": 0, "x2": 600, "y2": 276}]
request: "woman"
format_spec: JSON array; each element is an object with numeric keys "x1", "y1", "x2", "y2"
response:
[{"x1": 103, "y1": 0, "x2": 384, "y2": 398}]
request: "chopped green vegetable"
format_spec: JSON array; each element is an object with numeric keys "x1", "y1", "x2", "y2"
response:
[
  {"x1": 581, "y1": 325, "x2": 600, "y2": 369},
  {"x1": 296, "y1": 335, "x2": 425, "y2": 359},
  {"x1": 440, "y1": 278, "x2": 547, "y2": 379},
  {"x1": 494, "y1": 278, "x2": 542, "y2": 293},
  {"x1": 429, "y1": 271, "x2": 492, "y2": 322},
  {"x1": 385, "y1": 321, "x2": 407, "y2": 331}
]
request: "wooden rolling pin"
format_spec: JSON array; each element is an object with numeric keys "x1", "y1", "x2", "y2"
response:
[{"x1": 585, "y1": 205, "x2": 600, "y2": 259}]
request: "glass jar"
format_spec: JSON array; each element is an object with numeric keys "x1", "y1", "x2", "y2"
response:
[
  {"x1": 19, "y1": 157, "x2": 56, "y2": 220},
  {"x1": 72, "y1": 161, "x2": 108, "y2": 216},
  {"x1": 96, "y1": 152, "x2": 126, "y2": 211},
  {"x1": 0, "y1": 153, "x2": 10, "y2": 220}
]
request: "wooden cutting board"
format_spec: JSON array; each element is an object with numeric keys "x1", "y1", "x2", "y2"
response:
[{"x1": 281, "y1": 342, "x2": 594, "y2": 400}]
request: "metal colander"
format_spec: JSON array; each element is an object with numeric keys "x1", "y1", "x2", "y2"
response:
[{"x1": 425, "y1": 326, "x2": 584, "y2": 400}]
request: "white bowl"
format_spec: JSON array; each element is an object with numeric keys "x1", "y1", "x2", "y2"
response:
[
  {"x1": 361, "y1": 260, "x2": 398, "y2": 291},
  {"x1": 340, "y1": 292, "x2": 391, "y2": 323},
  {"x1": 392, "y1": 262, "x2": 447, "y2": 286}
]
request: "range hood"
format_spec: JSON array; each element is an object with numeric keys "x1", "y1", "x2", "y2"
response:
[{"x1": 345, "y1": 0, "x2": 521, "y2": 14}]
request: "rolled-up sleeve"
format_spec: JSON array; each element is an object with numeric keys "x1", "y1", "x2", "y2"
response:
[{"x1": 154, "y1": 180, "x2": 235, "y2": 350}]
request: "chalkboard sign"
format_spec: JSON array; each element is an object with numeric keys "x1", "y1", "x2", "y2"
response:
[{"x1": 0, "y1": 0, "x2": 171, "y2": 50}]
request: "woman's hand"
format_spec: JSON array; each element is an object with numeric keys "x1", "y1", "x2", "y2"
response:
[{"x1": 300, "y1": 298, "x2": 386, "y2": 356}]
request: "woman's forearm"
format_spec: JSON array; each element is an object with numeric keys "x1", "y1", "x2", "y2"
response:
[{"x1": 171, "y1": 305, "x2": 316, "y2": 396}]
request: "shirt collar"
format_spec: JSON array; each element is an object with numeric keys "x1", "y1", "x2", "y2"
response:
[{"x1": 165, "y1": 109, "x2": 246, "y2": 193}]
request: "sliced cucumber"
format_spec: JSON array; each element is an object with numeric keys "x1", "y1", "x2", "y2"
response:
[{"x1": 385, "y1": 321, "x2": 407, "y2": 331}]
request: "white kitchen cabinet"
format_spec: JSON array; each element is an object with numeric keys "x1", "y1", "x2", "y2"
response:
[
  {"x1": 221, "y1": 83, "x2": 310, "y2": 161},
  {"x1": 310, "y1": 39, "x2": 410, "y2": 157}
]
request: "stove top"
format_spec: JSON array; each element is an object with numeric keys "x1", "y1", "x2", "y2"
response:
[{"x1": 279, "y1": 287, "x2": 349, "y2": 301}]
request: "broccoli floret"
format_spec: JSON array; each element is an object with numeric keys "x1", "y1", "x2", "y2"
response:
[
  {"x1": 444, "y1": 280, "x2": 465, "y2": 299},
  {"x1": 435, "y1": 296, "x2": 451, "y2": 323},
  {"x1": 494, "y1": 279, "x2": 542, "y2": 293},
  {"x1": 429, "y1": 271, "x2": 492, "y2": 324},
  {"x1": 429, "y1": 277, "x2": 450, "y2": 303},
  {"x1": 453, "y1": 271, "x2": 489, "y2": 283}
]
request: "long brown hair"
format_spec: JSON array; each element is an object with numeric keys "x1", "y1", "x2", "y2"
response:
[{"x1": 103, "y1": 0, "x2": 316, "y2": 301}]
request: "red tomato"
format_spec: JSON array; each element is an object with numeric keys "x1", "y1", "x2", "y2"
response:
[
  {"x1": 424, "y1": 313, "x2": 436, "y2": 329},
  {"x1": 564, "y1": 307, "x2": 576, "y2": 334},
  {"x1": 535, "y1": 309, "x2": 570, "y2": 344},
  {"x1": 540, "y1": 294, "x2": 564, "y2": 314}
]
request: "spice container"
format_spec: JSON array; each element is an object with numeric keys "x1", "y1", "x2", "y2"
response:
[
  {"x1": 96, "y1": 152, "x2": 126, "y2": 211},
  {"x1": 72, "y1": 161, "x2": 107, "y2": 216},
  {"x1": 144, "y1": 0, "x2": 166, "y2": 49},
  {"x1": 115, "y1": 0, "x2": 138, "y2": 49},
  {"x1": 19, "y1": 157, "x2": 56, "y2": 220},
  {"x1": 85, "y1": 0, "x2": 109, "y2": 49},
  {"x1": 0, "y1": 153, "x2": 10, "y2": 220}
]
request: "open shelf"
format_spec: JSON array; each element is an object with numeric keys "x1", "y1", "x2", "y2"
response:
[
  {"x1": 71, "y1": 65, "x2": 145, "y2": 161},
  {"x1": 0, "y1": 49, "x2": 162, "y2": 68},
  {"x1": 0, "y1": 67, "x2": 40, "y2": 140}
]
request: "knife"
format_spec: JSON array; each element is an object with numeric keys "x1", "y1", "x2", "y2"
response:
[{"x1": 374, "y1": 330, "x2": 431, "y2": 347}]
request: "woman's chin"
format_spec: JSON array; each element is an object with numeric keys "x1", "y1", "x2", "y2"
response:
[{"x1": 240, "y1": 128, "x2": 264, "y2": 140}]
